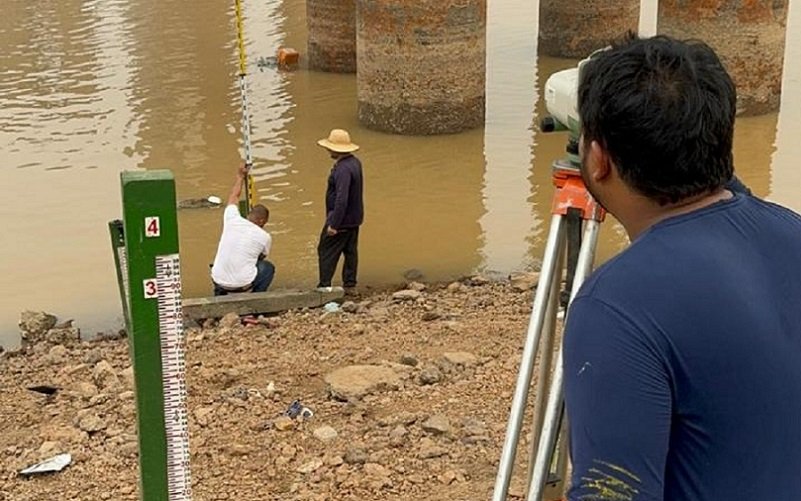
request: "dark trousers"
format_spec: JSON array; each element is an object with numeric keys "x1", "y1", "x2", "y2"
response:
[
  {"x1": 213, "y1": 260, "x2": 275, "y2": 296},
  {"x1": 317, "y1": 226, "x2": 359, "y2": 288}
]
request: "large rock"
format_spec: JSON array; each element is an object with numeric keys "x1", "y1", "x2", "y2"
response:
[
  {"x1": 19, "y1": 311, "x2": 57, "y2": 345},
  {"x1": 324, "y1": 365, "x2": 401, "y2": 401},
  {"x1": 44, "y1": 327, "x2": 80, "y2": 345}
]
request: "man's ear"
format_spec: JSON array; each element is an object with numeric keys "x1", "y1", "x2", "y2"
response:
[{"x1": 588, "y1": 140, "x2": 612, "y2": 182}]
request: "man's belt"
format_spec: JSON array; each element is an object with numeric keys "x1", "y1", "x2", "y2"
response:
[{"x1": 216, "y1": 282, "x2": 253, "y2": 293}]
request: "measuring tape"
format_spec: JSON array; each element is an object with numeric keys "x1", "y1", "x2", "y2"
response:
[
  {"x1": 155, "y1": 254, "x2": 192, "y2": 500},
  {"x1": 234, "y1": 0, "x2": 256, "y2": 212}
]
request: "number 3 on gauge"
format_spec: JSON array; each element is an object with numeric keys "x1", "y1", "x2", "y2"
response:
[{"x1": 143, "y1": 279, "x2": 158, "y2": 298}]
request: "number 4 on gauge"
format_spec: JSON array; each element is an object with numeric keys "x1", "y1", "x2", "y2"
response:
[{"x1": 145, "y1": 217, "x2": 160, "y2": 238}]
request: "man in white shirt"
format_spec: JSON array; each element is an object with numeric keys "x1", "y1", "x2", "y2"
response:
[{"x1": 210, "y1": 163, "x2": 274, "y2": 295}]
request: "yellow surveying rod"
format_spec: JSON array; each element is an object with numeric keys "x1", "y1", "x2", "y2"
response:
[{"x1": 234, "y1": 0, "x2": 255, "y2": 212}]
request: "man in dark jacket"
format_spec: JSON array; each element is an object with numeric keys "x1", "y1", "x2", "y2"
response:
[{"x1": 316, "y1": 129, "x2": 364, "y2": 293}]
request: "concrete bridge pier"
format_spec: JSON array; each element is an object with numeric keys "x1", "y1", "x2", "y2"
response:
[
  {"x1": 660, "y1": 0, "x2": 788, "y2": 115},
  {"x1": 356, "y1": 0, "x2": 487, "y2": 135},
  {"x1": 307, "y1": 0, "x2": 357, "y2": 73},
  {"x1": 539, "y1": 0, "x2": 640, "y2": 57}
]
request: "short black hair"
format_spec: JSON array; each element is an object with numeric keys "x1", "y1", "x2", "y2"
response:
[
  {"x1": 249, "y1": 204, "x2": 269, "y2": 221},
  {"x1": 578, "y1": 33, "x2": 736, "y2": 205}
]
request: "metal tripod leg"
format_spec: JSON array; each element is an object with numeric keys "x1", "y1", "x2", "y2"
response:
[
  {"x1": 492, "y1": 214, "x2": 567, "y2": 501},
  {"x1": 527, "y1": 219, "x2": 602, "y2": 501},
  {"x1": 525, "y1": 244, "x2": 564, "y2": 487}
]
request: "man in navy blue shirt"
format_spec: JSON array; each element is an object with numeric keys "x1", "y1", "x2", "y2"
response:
[
  {"x1": 316, "y1": 129, "x2": 364, "y2": 293},
  {"x1": 564, "y1": 34, "x2": 801, "y2": 500}
]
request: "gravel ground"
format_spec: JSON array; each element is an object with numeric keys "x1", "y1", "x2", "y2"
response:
[{"x1": 1, "y1": 275, "x2": 568, "y2": 501}]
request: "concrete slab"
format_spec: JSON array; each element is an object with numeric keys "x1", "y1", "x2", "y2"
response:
[{"x1": 182, "y1": 287, "x2": 344, "y2": 320}]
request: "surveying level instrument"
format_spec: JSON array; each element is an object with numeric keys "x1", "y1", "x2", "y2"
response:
[
  {"x1": 110, "y1": 171, "x2": 192, "y2": 500},
  {"x1": 492, "y1": 128, "x2": 606, "y2": 500}
]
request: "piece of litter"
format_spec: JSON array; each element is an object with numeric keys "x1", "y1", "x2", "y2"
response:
[
  {"x1": 207, "y1": 195, "x2": 222, "y2": 205},
  {"x1": 20, "y1": 453, "x2": 71, "y2": 475},
  {"x1": 323, "y1": 302, "x2": 341, "y2": 313},
  {"x1": 285, "y1": 400, "x2": 314, "y2": 419}
]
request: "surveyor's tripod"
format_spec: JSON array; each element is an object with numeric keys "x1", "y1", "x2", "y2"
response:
[{"x1": 492, "y1": 159, "x2": 606, "y2": 501}]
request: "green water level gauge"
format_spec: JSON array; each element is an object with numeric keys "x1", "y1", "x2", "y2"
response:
[{"x1": 120, "y1": 170, "x2": 192, "y2": 500}]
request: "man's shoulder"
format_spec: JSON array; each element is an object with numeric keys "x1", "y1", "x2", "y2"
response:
[
  {"x1": 223, "y1": 204, "x2": 243, "y2": 221},
  {"x1": 342, "y1": 155, "x2": 362, "y2": 169}
]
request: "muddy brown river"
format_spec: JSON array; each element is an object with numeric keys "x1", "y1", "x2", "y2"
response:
[{"x1": 1, "y1": 0, "x2": 799, "y2": 347}]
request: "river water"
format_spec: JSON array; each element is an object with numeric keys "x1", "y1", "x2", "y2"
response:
[{"x1": 1, "y1": 0, "x2": 799, "y2": 347}]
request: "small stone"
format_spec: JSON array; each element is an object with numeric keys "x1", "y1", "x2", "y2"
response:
[
  {"x1": 120, "y1": 366, "x2": 134, "y2": 388},
  {"x1": 351, "y1": 323, "x2": 366, "y2": 335},
  {"x1": 363, "y1": 463, "x2": 391, "y2": 478},
  {"x1": 92, "y1": 361, "x2": 120, "y2": 390},
  {"x1": 407, "y1": 282, "x2": 427, "y2": 292},
  {"x1": 78, "y1": 413, "x2": 106, "y2": 433},
  {"x1": 257, "y1": 316, "x2": 281, "y2": 329},
  {"x1": 462, "y1": 418, "x2": 488, "y2": 438},
  {"x1": 326, "y1": 455, "x2": 344, "y2": 467},
  {"x1": 344, "y1": 447, "x2": 368, "y2": 465},
  {"x1": 74, "y1": 382, "x2": 99, "y2": 399},
  {"x1": 509, "y1": 271, "x2": 540, "y2": 292},
  {"x1": 194, "y1": 406, "x2": 215, "y2": 427},
  {"x1": 19, "y1": 311, "x2": 57, "y2": 345},
  {"x1": 447, "y1": 282, "x2": 463, "y2": 293},
  {"x1": 399, "y1": 353, "x2": 418, "y2": 367},
  {"x1": 313, "y1": 426, "x2": 338, "y2": 442},
  {"x1": 297, "y1": 458, "x2": 324, "y2": 474},
  {"x1": 274, "y1": 416, "x2": 295, "y2": 431},
  {"x1": 389, "y1": 425, "x2": 408, "y2": 447},
  {"x1": 368, "y1": 307, "x2": 389, "y2": 319},
  {"x1": 461, "y1": 435, "x2": 491, "y2": 445},
  {"x1": 439, "y1": 470, "x2": 459, "y2": 485},
  {"x1": 324, "y1": 365, "x2": 401, "y2": 402},
  {"x1": 45, "y1": 327, "x2": 81, "y2": 345},
  {"x1": 118, "y1": 390, "x2": 135, "y2": 401},
  {"x1": 392, "y1": 289, "x2": 422, "y2": 301},
  {"x1": 219, "y1": 312, "x2": 240, "y2": 328},
  {"x1": 468, "y1": 274, "x2": 490, "y2": 286},
  {"x1": 421, "y1": 311, "x2": 442, "y2": 321},
  {"x1": 441, "y1": 352, "x2": 479, "y2": 367},
  {"x1": 377, "y1": 412, "x2": 417, "y2": 427},
  {"x1": 418, "y1": 365, "x2": 442, "y2": 386},
  {"x1": 340, "y1": 301, "x2": 359, "y2": 314},
  {"x1": 418, "y1": 438, "x2": 448, "y2": 460},
  {"x1": 119, "y1": 442, "x2": 138, "y2": 457},
  {"x1": 408, "y1": 474, "x2": 426, "y2": 484},
  {"x1": 89, "y1": 394, "x2": 111, "y2": 406},
  {"x1": 422, "y1": 415, "x2": 451, "y2": 435},
  {"x1": 84, "y1": 349, "x2": 104, "y2": 366},
  {"x1": 46, "y1": 344, "x2": 68, "y2": 364}
]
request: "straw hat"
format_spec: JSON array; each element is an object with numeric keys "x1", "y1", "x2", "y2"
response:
[{"x1": 317, "y1": 129, "x2": 359, "y2": 153}]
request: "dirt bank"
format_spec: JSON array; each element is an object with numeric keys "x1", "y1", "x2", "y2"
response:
[{"x1": 1, "y1": 276, "x2": 558, "y2": 501}]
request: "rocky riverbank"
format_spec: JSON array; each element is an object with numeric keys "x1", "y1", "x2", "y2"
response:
[{"x1": 0, "y1": 274, "x2": 558, "y2": 501}]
